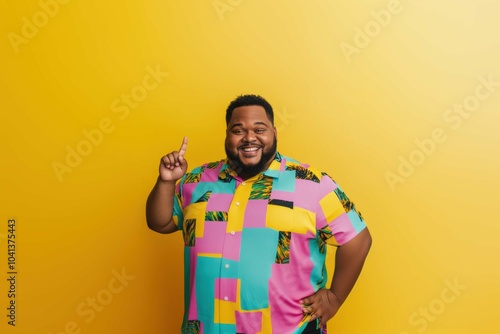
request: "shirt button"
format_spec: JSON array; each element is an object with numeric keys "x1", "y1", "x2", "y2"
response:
[
  {"x1": 225, "y1": 264, "x2": 230, "y2": 269},
  {"x1": 235, "y1": 201, "x2": 240, "y2": 206},
  {"x1": 224, "y1": 296, "x2": 229, "y2": 301},
  {"x1": 241, "y1": 181, "x2": 246, "y2": 186},
  {"x1": 230, "y1": 231, "x2": 235, "y2": 235}
]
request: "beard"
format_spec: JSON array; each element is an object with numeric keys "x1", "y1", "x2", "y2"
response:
[{"x1": 225, "y1": 137, "x2": 277, "y2": 179}]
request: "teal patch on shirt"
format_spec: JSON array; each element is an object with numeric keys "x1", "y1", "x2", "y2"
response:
[{"x1": 239, "y1": 228, "x2": 278, "y2": 310}]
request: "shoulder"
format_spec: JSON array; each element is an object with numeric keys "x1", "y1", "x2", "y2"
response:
[
  {"x1": 279, "y1": 154, "x2": 324, "y2": 183},
  {"x1": 188, "y1": 160, "x2": 225, "y2": 174},
  {"x1": 180, "y1": 159, "x2": 226, "y2": 185}
]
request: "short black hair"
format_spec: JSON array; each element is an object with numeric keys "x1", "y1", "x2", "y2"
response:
[{"x1": 225, "y1": 94, "x2": 274, "y2": 125}]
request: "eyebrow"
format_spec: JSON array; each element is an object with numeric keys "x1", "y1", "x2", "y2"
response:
[{"x1": 230, "y1": 122, "x2": 269, "y2": 129}]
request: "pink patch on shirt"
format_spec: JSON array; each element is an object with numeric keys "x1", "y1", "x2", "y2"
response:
[
  {"x1": 182, "y1": 183, "x2": 198, "y2": 206},
  {"x1": 235, "y1": 311, "x2": 263, "y2": 333},
  {"x1": 330, "y1": 212, "x2": 357, "y2": 246},
  {"x1": 214, "y1": 278, "x2": 238, "y2": 302},
  {"x1": 195, "y1": 222, "x2": 227, "y2": 254},
  {"x1": 269, "y1": 190, "x2": 295, "y2": 202},
  {"x1": 268, "y1": 262, "x2": 313, "y2": 332},
  {"x1": 221, "y1": 231, "x2": 242, "y2": 262},
  {"x1": 206, "y1": 193, "x2": 233, "y2": 212},
  {"x1": 293, "y1": 179, "x2": 320, "y2": 211},
  {"x1": 243, "y1": 199, "x2": 268, "y2": 228},
  {"x1": 200, "y1": 164, "x2": 222, "y2": 182},
  {"x1": 268, "y1": 232, "x2": 318, "y2": 332}
]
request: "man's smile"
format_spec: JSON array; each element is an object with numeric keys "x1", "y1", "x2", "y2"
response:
[{"x1": 239, "y1": 145, "x2": 262, "y2": 157}]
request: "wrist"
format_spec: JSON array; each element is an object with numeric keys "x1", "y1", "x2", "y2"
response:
[
  {"x1": 157, "y1": 176, "x2": 177, "y2": 185},
  {"x1": 327, "y1": 288, "x2": 345, "y2": 306}
]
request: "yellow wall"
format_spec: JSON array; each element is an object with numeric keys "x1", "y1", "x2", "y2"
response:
[{"x1": 1, "y1": 1, "x2": 499, "y2": 333}]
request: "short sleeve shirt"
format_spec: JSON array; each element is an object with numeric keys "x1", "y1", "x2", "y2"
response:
[{"x1": 172, "y1": 153, "x2": 366, "y2": 334}]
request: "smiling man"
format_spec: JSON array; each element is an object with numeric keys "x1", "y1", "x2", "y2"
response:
[
  {"x1": 146, "y1": 94, "x2": 372, "y2": 334},
  {"x1": 224, "y1": 100, "x2": 277, "y2": 180}
]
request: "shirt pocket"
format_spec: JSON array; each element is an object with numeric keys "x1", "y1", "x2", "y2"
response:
[{"x1": 265, "y1": 200, "x2": 316, "y2": 235}]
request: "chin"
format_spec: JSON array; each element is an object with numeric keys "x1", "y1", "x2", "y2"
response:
[
  {"x1": 241, "y1": 162, "x2": 259, "y2": 168},
  {"x1": 238, "y1": 155, "x2": 260, "y2": 164}
]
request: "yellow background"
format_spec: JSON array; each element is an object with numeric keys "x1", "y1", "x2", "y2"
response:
[{"x1": 1, "y1": 0, "x2": 499, "y2": 333}]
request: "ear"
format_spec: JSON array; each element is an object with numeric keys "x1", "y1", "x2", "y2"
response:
[{"x1": 273, "y1": 125, "x2": 278, "y2": 139}]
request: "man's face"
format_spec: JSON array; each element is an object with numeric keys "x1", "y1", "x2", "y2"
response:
[{"x1": 225, "y1": 105, "x2": 277, "y2": 178}]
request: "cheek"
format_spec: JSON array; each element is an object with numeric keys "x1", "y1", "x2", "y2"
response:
[
  {"x1": 262, "y1": 136, "x2": 275, "y2": 146},
  {"x1": 225, "y1": 137, "x2": 238, "y2": 150}
]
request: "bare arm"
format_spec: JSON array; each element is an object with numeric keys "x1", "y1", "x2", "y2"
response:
[
  {"x1": 301, "y1": 227, "x2": 372, "y2": 327},
  {"x1": 146, "y1": 136, "x2": 188, "y2": 234},
  {"x1": 330, "y1": 227, "x2": 372, "y2": 303},
  {"x1": 146, "y1": 178, "x2": 178, "y2": 234}
]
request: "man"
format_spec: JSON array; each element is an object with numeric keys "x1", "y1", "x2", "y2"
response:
[{"x1": 146, "y1": 94, "x2": 372, "y2": 334}]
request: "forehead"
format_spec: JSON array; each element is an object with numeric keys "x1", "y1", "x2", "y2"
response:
[{"x1": 228, "y1": 105, "x2": 271, "y2": 125}]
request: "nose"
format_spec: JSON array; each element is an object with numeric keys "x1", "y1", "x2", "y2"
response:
[{"x1": 243, "y1": 131, "x2": 256, "y2": 143}]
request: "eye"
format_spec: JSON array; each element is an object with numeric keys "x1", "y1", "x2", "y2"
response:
[
  {"x1": 255, "y1": 128, "x2": 265, "y2": 134},
  {"x1": 232, "y1": 129, "x2": 244, "y2": 135}
]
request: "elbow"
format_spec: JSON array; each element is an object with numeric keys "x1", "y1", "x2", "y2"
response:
[
  {"x1": 146, "y1": 220, "x2": 161, "y2": 233},
  {"x1": 146, "y1": 217, "x2": 177, "y2": 234}
]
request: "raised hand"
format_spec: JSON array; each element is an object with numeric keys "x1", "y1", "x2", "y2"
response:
[{"x1": 159, "y1": 136, "x2": 188, "y2": 182}]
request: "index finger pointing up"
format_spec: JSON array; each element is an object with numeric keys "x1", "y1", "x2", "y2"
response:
[{"x1": 178, "y1": 136, "x2": 188, "y2": 159}]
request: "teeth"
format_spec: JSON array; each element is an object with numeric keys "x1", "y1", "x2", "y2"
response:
[{"x1": 242, "y1": 147, "x2": 259, "y2": 152}]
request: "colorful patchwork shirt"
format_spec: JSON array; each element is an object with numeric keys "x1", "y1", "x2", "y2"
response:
[{"x1": 172, "y1": 152, "x2": 366, "y2": 334}]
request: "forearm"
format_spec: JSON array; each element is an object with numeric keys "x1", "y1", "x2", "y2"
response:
[
  {"x1": 300, "y1": 228, "x2": 372, "y2": 326},
  {"x1": 329, "y1": 228, "x2": 372, "y2": 304},
  {"x1": 146, "y1": 176, "x2": 179, "y2": 234}
]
